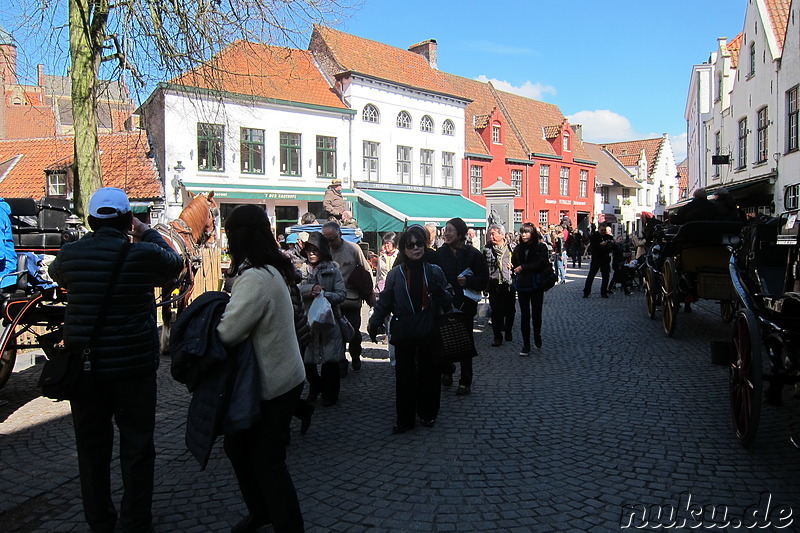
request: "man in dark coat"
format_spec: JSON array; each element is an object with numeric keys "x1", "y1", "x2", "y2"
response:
[
  {"x1": 672, "y1": 188, "x2": 717, "y2": 224},
  {"x1": 582, "y1": 224, "x2": 613, "y2": 298},
  {"x1": 49, "y1": 187, "x2": 183, "y2": 533},
  {"x1": 323, "y1": 179, "x2": 345, "y2": 221},
  {"x1": 431, "y1": 217, "x2": 488, "y2": 395}
]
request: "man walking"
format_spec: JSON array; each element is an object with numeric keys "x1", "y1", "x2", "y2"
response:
[
  {"x1": 483, "y1": 224, "x2": 515, "y2": 347},
  {"x1": 49, "y1": 188, "x2": 183, "y2": 533},
  {"x1": 322, "y1": 221, "x2": 372, "y2": 373},
  {"x1": 582, "y1": 224, "x2": 613, "y2": 298}
]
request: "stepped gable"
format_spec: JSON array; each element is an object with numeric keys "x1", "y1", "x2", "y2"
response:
[
  {"x1": 765, "y1": 0, "x2": 791, "y2": 52},
  {"x1": 170, "y1": 40, "x2": 346, "y2": 109},
  {"x1": 0, "y1": 131, "x2": 160, "y2": 198},
  {"x1": 584, "y1": 142, "x2": 638, "y2": 188},
  {"x1": 601, "y1": 137, "x2": 663, "y2": 176}
]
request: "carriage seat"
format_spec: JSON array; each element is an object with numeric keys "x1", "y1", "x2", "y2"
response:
[
  {"x1": 762, "y1": 292, "x2": 800, "y2": 316},
  {"x1": 6, "y1": 197, "x2": 64, "y2": 252},
  {"x1": 670, "y1": 221, "x2": 743, "y2": 246}
]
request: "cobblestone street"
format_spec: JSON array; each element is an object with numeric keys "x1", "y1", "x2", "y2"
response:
[{"x1": 2, "y1": 265, "x2": 799, "y2": 532}]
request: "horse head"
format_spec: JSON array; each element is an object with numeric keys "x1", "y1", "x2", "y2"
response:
[{"x1": 181, "y1": 191, "x2": 218, "y2": 246}]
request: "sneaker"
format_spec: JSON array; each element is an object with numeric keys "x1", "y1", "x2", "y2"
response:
[
  {"x1": 519, "y1": 347, "x2": 531, "y2": 356},
  {"x1": 441, "y1": 374, "x2": 453, "y2": 387},
  {"x1": 419, "y1": 418, "x2": 435, "y2": 428},
  {"x1": 456, "y1": 385, "x2": 470, "y2": 396}
]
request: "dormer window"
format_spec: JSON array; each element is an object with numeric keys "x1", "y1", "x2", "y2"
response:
[
  {"x1": 492, "y1": 124, "x2": 501, "y2": 144},
  {"x1": 562, "y1": 133, "x2": 570, "y2": 151},
  {"x1": 47, "y1": 171, "x2": 68, "y2": 197},
  {"x1": 396, "y1": 111, "x2": 412, "y2": 129}
]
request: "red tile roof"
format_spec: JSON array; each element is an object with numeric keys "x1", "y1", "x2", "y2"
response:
[
  {"x1": 3, "y1": 105, "x2": 57, "y2": 138},
  {"x1": 727, "y1": 32, "x2": 744, "y2": 68},
  {"x1": 170, "y1": 40, "x2": 347, "y2": 110},
  {"x1": 765, "y1": 0, "x2": 791, "y2": 52},
  {"x1": 584, "y1": 143, "x2": 639, "y2": 188},
  {"x1": 0, "y1": 131, "x2": 161, "y2": 199},
  {"x1": 311, "y1": 26, "x2": 461, "y2": 98},
  {"x1": 601, "y1": 137, "x2": 664, "y2": 177}
]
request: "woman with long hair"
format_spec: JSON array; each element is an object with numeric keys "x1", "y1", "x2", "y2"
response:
[
  {"x1": 297, "y1": 232, "x2": 347, "y2": 407},
  {"x1": 216, "y1": 205, "x2": 306, "y2": 533},
  {"x1": 368, "y1": 225, "x2": 453, "y2": 434},
  {"x1": 511, "y1": 222, "x2": 551, "y2": 355}
]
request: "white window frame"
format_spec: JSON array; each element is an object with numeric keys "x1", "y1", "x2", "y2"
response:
[
  {"x1": 420, "y1": 149, "x2": 434, "y2": 185},
  {"x1": 442, "y1": 152, "x2": 454, "y2": 188},
  {"x1": 559, "y1": 167, "x2": 570, "y2": 196},
  {"x1": 363, "y1": 141, "x2": 379, "y2": 181},
  {"x1": 539, "y1": 164, "x2": 550, "y2": 195},
  {"x1": 492, "y1": 124, "x2": 501, "y2": 144},
  {"x1": 579, "y1": 170, "x2": 588, "y2": 198},
  {"x1": 396, "y1": 111, "x2": 412, "y2": 129},
  {"x1": 511, "y1": 169, "x2": 522, "y2": 195},
  {"x1": 397, "y1": 145, "x2": 412, "y2": 183},
  {"x1": 363, "y1": 104, "x2": 380, "y2": 124},
  {"x1": 538, "y1": 210, "x2": 548, "y2": 227},
  {"x1": 470, "y1": 165, "x2": 483, "y2": 195},
  {"x1": 757, "y1": 107, "x2": 768, "y2": 163},
  {"x1": 738, "y1": 118, "x2": 748, "y2": 169},
  {"x1": 420, "y1": 115, "x2": 434, "y2": 133},
  {"x1": 442, "y1": 119, "x2": 455, "y2": 136}
]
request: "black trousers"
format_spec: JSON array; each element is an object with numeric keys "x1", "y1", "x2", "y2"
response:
[
  {"x1": 70, "y1": 375, "x2": 157, "y2": 533},
  {"x1": 304, "y1": 361, "x2": 339, "y2": 403},
  {"x1": 394, "y1": 340, "x2": 442, "y2": 427},
  {"x1": 518, "y1": 290, "x2": 544, "y2": 347},
  {"x1": 583, "y1": 260, "x2": 610, "y2": 296},
  {"x1": 488, "y1": 282, "x2": 516, "y2": 339},
  {"x1": 341, "y1": 305, "x2": 362, "y2": 359},
  {"x1": 224, "y1": 383, "x2": 304, "y2": 533},
  {"x1": 443, "y1": 315, "x2": 474, "y2": 387}
]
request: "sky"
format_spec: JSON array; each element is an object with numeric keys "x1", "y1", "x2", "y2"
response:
[{"x1": 1, "y1": 0, "x2": 750, "y2": 162}]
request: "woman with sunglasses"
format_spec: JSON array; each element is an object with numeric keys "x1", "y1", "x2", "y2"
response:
[
  {"x1": 368, "y1": 225, "x2": 453, "y2": 434},
  {"x1": 511, "y1": 222, "x2": 551, "y2": 355}
]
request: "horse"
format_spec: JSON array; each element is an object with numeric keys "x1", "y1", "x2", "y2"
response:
[{"x1": 154, "y1": 191, "x2": 218, "y2": 352}]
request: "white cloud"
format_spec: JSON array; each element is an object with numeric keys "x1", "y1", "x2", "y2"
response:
[
  {"x1": 565, "y1": 110, "x2": 638, "y2": 143},
  {"x1": 667, "y1": 132, "x2": 687, "y2": 163},
  {"x1": 474, "y1": 75, "x2": 556, "y2": 100}
]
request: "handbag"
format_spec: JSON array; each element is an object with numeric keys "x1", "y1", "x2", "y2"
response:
[
  {"x1": 535, "y1": 264, "x2": 557, "y2": 292},
  {"x1": 436, "y1": 311, "x2": 477, "y2": 362},
  {"x1": 388, "y1": 308, "x2": 434, "y2": 346},
  {"x1": 338, "y1": 315, "x2": 356, "y2": 340},
  {"x1": 308, "y1": 291, "x2": 335, "y2": 331},
  {"x1": 39, "y1": 241, "x2": 131, "y2": 401}
]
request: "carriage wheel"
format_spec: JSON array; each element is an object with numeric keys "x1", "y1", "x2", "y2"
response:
[
  {"x1": 0, "y1": 323, "x2": 18, "y2": 390},
  {"x1": 644, "y1": 267, "x2": 657, "y2": 319},
  {"x1": 720, "y1": 300, "x2": 737, "y2": 323},
  {"x1": 661, "y1": 257, "x2": 678, "y2": 337},
  {"x1": 729, "y1": 309, "x2": 762, "y2": 447}
]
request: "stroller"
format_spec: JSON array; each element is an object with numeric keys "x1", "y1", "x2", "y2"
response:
[{"x1": 609, "y1": 258, "x2": 643, "y2": 295}]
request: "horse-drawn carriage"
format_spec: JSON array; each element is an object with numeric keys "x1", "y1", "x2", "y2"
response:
[
  {"x1": 728, "y1": 211, "x2": 800, "y2": 447},
  {"x1": 643, "y1": 220, "x2": 742, "y2": 336}
]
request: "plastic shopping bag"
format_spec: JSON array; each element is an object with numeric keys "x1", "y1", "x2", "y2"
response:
[{"x1": 308, "y1": 291, "x2": 335, "y2": 331}]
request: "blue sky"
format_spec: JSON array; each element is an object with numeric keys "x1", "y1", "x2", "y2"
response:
[
  {"x1": 338, "y1": 0, "x2": 748, "y2": 161},
  {"x1": 2, "y1": 0, "x2": 749, "y2": 161}
]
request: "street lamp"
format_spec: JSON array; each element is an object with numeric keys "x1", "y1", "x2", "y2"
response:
[{"x1": 171, "y1": 161, "x2": 185, "y2": 202}]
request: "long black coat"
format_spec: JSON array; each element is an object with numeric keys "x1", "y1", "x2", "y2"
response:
[{"x1": 431, "y1": 244, "x2": 488, "y2": 317}]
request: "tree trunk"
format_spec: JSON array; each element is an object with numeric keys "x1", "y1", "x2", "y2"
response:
[{"x1": 69, "y1": 0, "x2": 108, "y2": 220}]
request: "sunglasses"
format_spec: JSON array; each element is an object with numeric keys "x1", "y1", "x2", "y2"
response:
[{"x1": 405, "y1": 241, "x2": 425, "y2": 249}]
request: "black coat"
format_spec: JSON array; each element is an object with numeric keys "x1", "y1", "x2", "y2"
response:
[
  {"x1": 431, "y1": 244, "x2": 488, "y2": 316},
  {"x1": 511, "y1": 241, "x2": 550, "y2": 290}
]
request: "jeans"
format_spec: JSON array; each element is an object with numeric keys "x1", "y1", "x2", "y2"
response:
[{"x1": 517, "y1": 290, "x2": 544, "y2": 348}]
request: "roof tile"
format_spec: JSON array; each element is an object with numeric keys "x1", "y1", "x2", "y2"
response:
[{"x1": 601, "y1": 137, "x2": 664, "y2": 177}]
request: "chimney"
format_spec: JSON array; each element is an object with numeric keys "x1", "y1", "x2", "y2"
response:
[
  {"x1": 572, "y1": 124, "x2": 583, "y2": 142},
  {"x1": 408, "y1": 39, "x2": 438, "y2": 70},
  {"x1": 0, "y1": 41, "x2": 17, "y2": 86},
  {"x1": 37, "y1": 64, "x2": 45, "y2": 87}
]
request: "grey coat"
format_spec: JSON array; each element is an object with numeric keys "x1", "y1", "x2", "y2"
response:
[{"x1": 298, "y1": 260, "x2": 347, "y2": 365}]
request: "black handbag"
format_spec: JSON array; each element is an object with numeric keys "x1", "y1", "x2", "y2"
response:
[
  {"x1": 436, "y1": 311, "x2": 477, "y2": 362},
  {"x1": 39, "y1": 241, "x2": 131, "y2": 401},
  {"x1": 389, "y1": 308, "x2": 434, "y2": 346}
]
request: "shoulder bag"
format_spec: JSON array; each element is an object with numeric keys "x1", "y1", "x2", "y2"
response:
[{"x1": 39, "y1": 241, "x2": 131, "y2": 401}]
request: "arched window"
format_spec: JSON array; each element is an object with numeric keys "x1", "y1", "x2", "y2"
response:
[
  {"x1": 442, "y1": 119, "x2": 455, "y2": 136},
  {"x1": 363, "y1": 104, "x2": 379, "y2": 123},
  {"x1": 420, "y1": 115, "x2": 434, "y2": 133},
  {"x1": 396, "y1": 111, "x2": 412, "y2": 129}
]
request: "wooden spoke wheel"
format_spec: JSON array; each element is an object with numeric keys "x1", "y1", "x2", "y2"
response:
[
  {"x1": 0, "y1": 322, "x2": 18, "y2": 390},
  {"x1": 729, "y1": 309, "x2": 762, "y2": 447},
  {"x1": 644, "y1": 266, "x2": 658, "y2": 320},
  {"x1": 661, "y1": 257, "x2": 678, "y2": 337},
  {"x1": 720, "y1": 300, "x2": 737, "y2": 324}
]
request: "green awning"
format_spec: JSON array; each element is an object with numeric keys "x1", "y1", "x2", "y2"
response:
[
  {"x1": 353, "y1": 189, "x2": 486, "y2": 232},
  {"x1": 183, "y1": 182, "x2": 355, "y2": 201}
]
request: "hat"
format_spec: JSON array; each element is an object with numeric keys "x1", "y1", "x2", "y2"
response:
[
  {"x1": 446, "y1": 217, "x2": 468, "y2": 238},
  {"x1": 88, "y1": 187, "x2": 131, "y2": 219},
  {"x1": 331, "y1": 179, "x2": 342, "y2": 186},
  {"x1": 285, "y1": 233, "x2": 299, "y2": 244}
]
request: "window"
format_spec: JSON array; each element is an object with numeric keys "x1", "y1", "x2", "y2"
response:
[
  {"x1": 363, "y1": 141, "x2": 379, "y2": 181},
  {"x1": 420, "y1": 149, "x2": 434, "y2": 185},
  {"x1": 756, "y1": 107, "x2": 768, "y2": 163},
  {"x1": 788, "y1": 86, "x2": 799, "y2": 152},
  {"x1": 749, "y1": 42, "x2": 756, "y2": 77},
  {"x1": 579, "y1": 170, "x2": 588, "y2": 197},
  {"x1": 622, "y1": 188, "x2": 631, "y2": 199},
  {"x1": 397, "y1": 145, "x2": 412, "y2": 183},
  {"x1": 716, "y1": 72, "x2": 723, "y2": 102},
  {"x1": 280, "y1": 132, "x2": 301, "y2": 175},
  {"x1": 442, "y1": 152, "x2": 454, "y2": 188},
  {"x1": 646, "y1": 189, "x2": 651, "y2": 205},
  {"x1": 47, "y1": 172, "x2": 67, "y2": 196},
  {"x1": 785, "y1": 184, "x2": 799, "y2": 210},
  {"x1": 442, "y1": 119, "x2": 455, "y2": 136},
  {"x1": 316, "y1": 136, "x2": 336, "y2": 178},
  {"x1": 514, "y1": 210, "x2": 523, "y2": 224},
  {"x1": 601, "y1": 187, "x2": 609, "y2": 204},
  {"x1": 562, "y1": 133, "x2": 570, "y2": 151},
  {"x1": 492, "y1": 124, "x2": 501, "y2": 144},
  {"x1": 511, "y1": 169, "x2": 522, "y2": 195},
  {"x1": 538, "y1": 210, "x2": 548, "y2": 227},
  {"x1": 420, "y1": 115, "x2": 434, "y2": 133},
  {"x1": 363, "y1": 104, "x2": 379, "y2": 123},
  {"x1": 240, "y1": 128, "x2": 264, "y2": 174},
  {"x1": 559, "y1": 167, "x2": 570, "y2": 196},
  {"x1": 539, "y1": 164, "x2": 550, "y2": 194},
  {"x1": 470, "y1": 165, "x2": 483, "y2": 195},
  {"x1": 713, "y1": 131, "x2": 721, "y2": 177},
  {"x1": 396, "y1": 111, "x2": 412, "y2": 129},
  {"x1": 737, "y1": 118, "x2": 748, "y2": 169},
  {"x1": 198, "y1": 123, "x2": 224, "y2": 171}
]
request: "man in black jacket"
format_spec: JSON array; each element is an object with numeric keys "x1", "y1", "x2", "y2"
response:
[
  {"x1": 432, "y1": 217, "x2": 488, "y2": 395},
  {"x1": 50, "y1": 188, "x2": 183, "y2": 533},
  {"x1": 582, "y1": 224, "x2": 613, "y2": 298}
]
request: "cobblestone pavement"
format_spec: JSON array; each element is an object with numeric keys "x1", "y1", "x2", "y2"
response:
[{"x1": 2, "y1": 265, "x2": 800, "y2": 532}]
